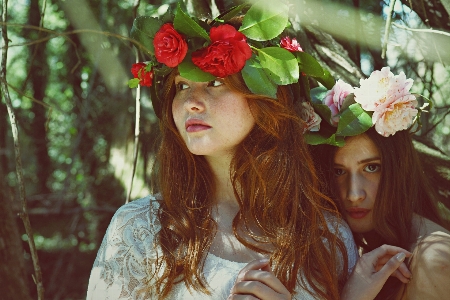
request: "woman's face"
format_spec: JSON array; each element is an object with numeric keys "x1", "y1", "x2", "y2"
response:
[
  {"x1": 332, "y1": 134, "x2": 381, "y2": 233},
  {"x1": 172, "y1": 75, "x2": 255, "y2": 158}
]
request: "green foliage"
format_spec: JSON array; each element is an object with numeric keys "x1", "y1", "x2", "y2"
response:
[
  {"x1": 256, "y1": 47, "x2": 299, "y2": 85},
  {"x1": 239, "y1": 1, "x2": 289, "y2": 41},
  {"x1": 130, "y1": 16, "x2": 162, "y2": 55},
  {"x1": 174, "y1": 2, "x2": 210, "y2": 41},
  {"x1": 241, "y1": 57, "x2": 277, "y2": 97}
]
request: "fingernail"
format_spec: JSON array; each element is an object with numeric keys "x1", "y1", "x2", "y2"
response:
[
  {"x1": 396, "y1": 252, "x2": 406, "y2": 262},
  {"x1": 260, "y1": 258, "x2": 269, "y2": 263}
]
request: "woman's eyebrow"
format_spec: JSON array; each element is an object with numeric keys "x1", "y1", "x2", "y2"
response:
[{"x1": 358, "y1": 157, "x2": 381, "y2": 164}]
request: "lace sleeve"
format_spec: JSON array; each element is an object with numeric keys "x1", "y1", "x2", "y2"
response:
[
  {"x1": 336, "y1": 219, "x2": 358, "y2": 275},
  {"x1": 86, "y1": 196, "x2": 159, "y2": 300},
  {"x1": 325, "y1": 214, "x2": 359, "y2": 276}
]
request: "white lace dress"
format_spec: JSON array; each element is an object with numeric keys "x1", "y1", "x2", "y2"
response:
[{"x1": 87, "y1": 196, "x2": 358, "y2": 299}]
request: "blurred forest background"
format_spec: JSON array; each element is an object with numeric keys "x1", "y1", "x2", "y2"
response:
[{"x1": 1, "y1": 0, "x2": 450, "y2": 299}]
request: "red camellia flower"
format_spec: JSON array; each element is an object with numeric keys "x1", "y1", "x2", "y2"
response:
[
  {"x1": 131, "y1": 63, "x2": 154, "y2": 87},
  {"x1": 280, "y1": 37, "x2": 303, "y2": 52},
  {"x1": 191, "y1": 24, "x2": 252, "y2": 78},
  {"x1": 153, "y1": 23, "x2": 188, "y2": 68}
]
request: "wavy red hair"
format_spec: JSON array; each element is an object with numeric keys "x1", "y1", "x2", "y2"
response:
[{"x1": 145, "y1": 71, "x2": 349, "y2": 299}]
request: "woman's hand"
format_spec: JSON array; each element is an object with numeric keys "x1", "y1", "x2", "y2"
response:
[
  {"x1": 341, "y1": 244, "x2": 412, "y2": 300},
  {"x1": 227, "y1": 258, "x2": 291, "y2": 300}
]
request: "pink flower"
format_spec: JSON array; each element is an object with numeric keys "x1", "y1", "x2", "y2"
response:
[
  {"x1": 280, "y1": 37, "x2": 303, "y2": 52},
  {"x1": 300, "y1": 102, "x2": 321, "y2": 133},
  {"x1": 191, "y1": 24, "x2": 252, "y2": 77},
  {"x1": 354, "y1": 67, "x2": 418, "y2": 136},
  {"x1": 372, "y1": 96, "x2": 418, "y2": 136},
  {"x1": 322, "y1": 79, "x2": 354, "y2": 126},
  {"x1": 153, "y1": 23, "x2": 188, "y2": 68},
  {"x1": 131, "y1": 63, "x2": 153, "y2": 87}
]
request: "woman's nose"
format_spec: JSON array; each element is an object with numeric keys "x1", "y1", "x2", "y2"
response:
[
  {"x1": 346, "y1": 174, "x2": 366, "y2": 202},
  {"x1": 183, "y1": 87, "x2": 206, "y2": 112}
]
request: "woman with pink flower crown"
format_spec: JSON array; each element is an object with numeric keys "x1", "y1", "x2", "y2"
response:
[
  {"x1": 87, "y1": 2, "x2": 416, "y2": 299},
  {"x1": 311, "y1": 67, "x2": 450, "y2": 299}
]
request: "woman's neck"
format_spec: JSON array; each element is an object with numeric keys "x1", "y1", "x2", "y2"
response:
[{"x1": 206, "y1": 154, "x2": 238, "y2": 205}]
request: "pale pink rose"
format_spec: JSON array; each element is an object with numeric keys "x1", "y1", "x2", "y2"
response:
[
  {"x1": 354, "y1": 67, "x2": 417, "y2": 136},
  {"x1": 300, "y1": 102, "x2": 321, "y2": 133},
  {"x1": 322, "y1": 79, "x2": 354, "y2": 126},
  {"x1": 372, "y1": 95, "x2": 418, "y2": 136}
]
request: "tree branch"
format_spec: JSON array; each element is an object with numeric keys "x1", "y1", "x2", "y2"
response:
[
  {"x1": 0, "y1": 0, "x2": 44, "y2": 298},
  {"x1": 382, "y1": 0, "x2": 396, "y2": 59}
]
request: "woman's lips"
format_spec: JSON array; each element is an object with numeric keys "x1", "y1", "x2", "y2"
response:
[
  {"x1": 346, "y1": 208, "x2": 371, "y2": 219},
  {"x1": 185, "y1": 119, "x2": 211, "y2": 133}
]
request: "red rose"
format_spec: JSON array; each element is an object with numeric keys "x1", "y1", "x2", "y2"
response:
[
  {"x1": 131, "y1": 62, "x2": 153, "y2": 87},
  {"x1": 280, "y1": 37, "x2": 303, "y2": 52},
  {"x1": 153, "y1": 23, "x2": 188, "y2": 68},
  {"x1": 191, "y1": 24, "x2": 252, "y2": 78}
]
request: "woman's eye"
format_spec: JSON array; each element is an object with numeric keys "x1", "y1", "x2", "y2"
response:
[
  {"x1": 333, "y1": 168, "x2": 345, "y2": 176},
  {"x1": 208, "y1": 79, "x2": 224, "y2": 87},
  {"x1": 176, "y1": 82, "x2": 189, "y2": 91},
  {"x1": 364, "y1": 164, "x2": 381, "y2": 173}
]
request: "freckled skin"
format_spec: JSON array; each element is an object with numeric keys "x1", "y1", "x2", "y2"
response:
[{"x1": 172, "y1": 76, "x2": 255, "y2": 159}]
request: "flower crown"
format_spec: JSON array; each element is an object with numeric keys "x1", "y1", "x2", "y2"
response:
[
  {"x1": 128, "y1": 1, "x2": 334, "y2": 118},
  {"x1": 304, "y1": 67, "x2": 429, "y2": 146},
  {"x1": 128, "y1": 2, "x2": 427, "y2": 146}
]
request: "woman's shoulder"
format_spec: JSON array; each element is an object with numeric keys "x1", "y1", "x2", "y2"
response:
[
  {"x1": 109, "y1": 195, "x2": 162, "y2": 233},
  {"x1": 403, "y1": 216, "x2": 450, "y2": 299},
  {"x1": 412, "y1": 216, "x2": 450, "y2": 266},
  {"x1": 323, "y1": 212, "x2": 359, "y2": 274},
  {"x1": 323, "y1": 212, "x2": 354, "y2": 240}
]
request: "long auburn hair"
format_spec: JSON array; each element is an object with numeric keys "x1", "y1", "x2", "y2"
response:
[
  {"x1": 313, "y1": 127, "x2": 447, "y2": 299},
  {"x1": 143, "y1": 70, "x2": 349, "y2": 299}
]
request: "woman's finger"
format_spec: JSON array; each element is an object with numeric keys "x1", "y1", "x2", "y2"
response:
[
  {"x1": 230, "y1": 258, "x2": 291, "y2": 300},
  {"x1": 232, "y1": 279, "x2": 282, "y2": 299},
  {"x1": 396, "y1": 261, "x2": 412, "y2": 279},
  {"x1": 227, "y1": 293, "x2": 259, "y2": 300},
  {"x1": 369, "y1": 244, "x2": 412, "y2": 260},
  {"x1": 391, "y1": 269, "x2": 410, "y2": 283},
  {"x1": 373, "y1": 252, "x2": 408, "y2": 282},
  {"x1": 237, "y1": 269, "x2": 288, "y2": 295}
]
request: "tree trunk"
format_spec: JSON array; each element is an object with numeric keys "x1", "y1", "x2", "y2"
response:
[
  {"x1": 0, "y1": 168, "x2": 32, "y2": 300},
  {"x1": 27, "y1": 0, "x2": 52, "y2": 194}
]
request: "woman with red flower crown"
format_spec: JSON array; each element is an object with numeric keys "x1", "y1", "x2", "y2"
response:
[{"x1": 88, "y1": 2, "x2": 413, "y2": 299}]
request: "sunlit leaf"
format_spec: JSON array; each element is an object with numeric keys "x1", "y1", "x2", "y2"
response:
[
  {"x1": 241, "y1": 58, "x2": 277, "y2": 98},
  {"x1": 178, "y1": 55, "x2": 215, "y2": 82},
  {"x1": 174, "y1": 2, "x2": 210, "y2": 41},
  {"x1": 257, "y1": 47, "x2": 298, "y2": 85},
  {"x1": 130, "y1": 16, "x2": 162, "y2": 55},
  {"x1": 336, "y1": 103, "x2": 373, "y2": 136},
  {"x1": 239, "y1": 1, "x2": 289, "y2": 41}
]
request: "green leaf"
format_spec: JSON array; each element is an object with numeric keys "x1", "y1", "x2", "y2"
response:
[
  {"x1": 304, "y1": 132, "x2": 345, "y2": 146},
  {"x1": 239, "y1": 1, "x2": 289, "y2": 41},
  {"x1": 338, "y1": 93, "x2": 355, "y2": 113},
  {"x1": 241, "y1": 58, "x2": 277, "y2": 98},
  {"x1": 130, "y1": 16, "x2": 163, "y2": 55},
  {"x1": 215, "y1": 3, "x2": 250, "y2": 23},
  {"x1": 128, "y1": 78, "x2": 140, "y2": 88},
  {"x1": 296, "y1": 52, "x2": 324, "y2": 78},
  {"x1": 178, "y1": 55, "x2": 215, "y2": 82},
  {"x1": 315, "y1": 67, "x2": 335, "y2": 90},
  {"x1": 310, "y1": 86, "x2": 328, "y2": 105},
  {"x1": 174, "y1": 2, "x2": 210, "y2": 41},
  {"x1": 336, "y1": 103, "x2": 373, "y2": 136},
  {"x1": 313, "y1": 103, "x2": 333, "y2": 126},
  {"x1": 257, "y1": 47, "x2": 298, "y2": 85}
]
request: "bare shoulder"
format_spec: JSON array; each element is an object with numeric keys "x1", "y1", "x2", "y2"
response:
[{"x1": 401, "y1": 217, "x2": 450, "y2": 299}]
